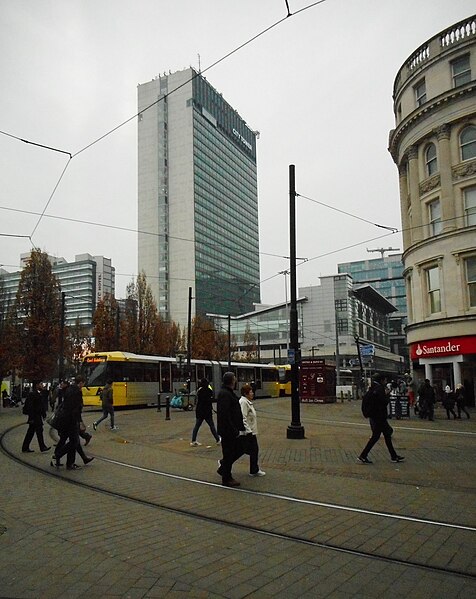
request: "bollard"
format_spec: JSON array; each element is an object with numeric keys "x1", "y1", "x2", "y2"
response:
[
  {"x1": 157, "y1": 392, "x2": 161, "y2": 412},
  {"x1": 165, "y1": 396, "x2": 170, "y2": 421}
]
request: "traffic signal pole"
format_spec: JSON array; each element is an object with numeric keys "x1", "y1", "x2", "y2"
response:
[{"x1": 287, "y1": 165, "x2": 305, "y2": 439}]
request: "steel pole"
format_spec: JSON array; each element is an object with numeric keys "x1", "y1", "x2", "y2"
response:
[{"x1": 287, "y1": 164, "x2": 305, "y2": 439}]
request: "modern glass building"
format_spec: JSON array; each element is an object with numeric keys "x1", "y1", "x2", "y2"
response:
[
  {"x1": 0, "y1": 253, "x2": 115, "y2": 329},
  {"x1": 138, "y1": 68, "x2": 260, "y2": 326}
]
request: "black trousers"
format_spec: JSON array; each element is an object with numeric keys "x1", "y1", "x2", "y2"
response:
[
  {"x1": 220, "y1": 435, "x2": 245, "y2": 482},
  {"x1": 55, "y1": 424, "x2": 80, "y2": 467},
  {"x1": 361, "y1": 419, "x2": 397, "y2": 460},
  {"x1": 22, "y1": 417, "x2": 47, "y2": 451}
]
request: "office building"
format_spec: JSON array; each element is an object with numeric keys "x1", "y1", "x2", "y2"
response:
[
  {"x1": 388, "y1": 15, "x2": 476, "y2": 401},
  {"x1": 138, "y1": 68, "x2": 260, "y2": 326},
  {"x1": 0, "y1": 253, "x2": 115, "y2": 329},
  {"x1": 300, "y1": 274, "x2": 402, "y2": 377},
  {"x1": 338, "y1": 253, "x2": 408, "y2": 362}
]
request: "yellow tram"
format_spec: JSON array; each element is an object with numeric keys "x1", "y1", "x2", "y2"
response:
[{"x1": 81, "y1": 351, "x2": 280, "y2": 407}]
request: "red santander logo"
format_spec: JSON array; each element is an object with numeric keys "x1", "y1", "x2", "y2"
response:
[{"x1": 410, "y1": 336, "x2": 476, "y2": 360}]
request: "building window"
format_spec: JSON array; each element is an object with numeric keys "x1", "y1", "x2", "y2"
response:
[
  {"x1": 427, "y1": 266, "x2": 441, "y2": 314},
  {"x1": 464, "y1": 187, "x2": 476, "y2": 226},
  {"x1": 428, "y1": 200, "x2": 442, "y2": 235},
  {"x1": 466, "y1": 257, "x2": 476, "y2": 308},
  {"x1": 452, "y1": 55, "x2": 471, "y2": 87},
  {"x1": 425, "y1": 143, "x2": 438, "y2": 176},
  {"x1": 414, "y1": 79, "x2": 426, "y2": 107},
  {"x1": 460, "y1": 126, "x2": 476, "y2": 161}
]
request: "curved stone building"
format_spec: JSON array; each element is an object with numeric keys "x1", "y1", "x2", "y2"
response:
[{"x1": 389, "y1": 16, "x2": 476, "y2": 403}]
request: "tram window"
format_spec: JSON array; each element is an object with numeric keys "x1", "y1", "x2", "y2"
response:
[
  {"x1": 123, "y1": 363, "x2": 144, "y2": 382},
  {"x1": 205, "y1": 366, "x2": 213, "y2": 383},
  {"x1": 160, "y1": 363, "x2": 171, "y2": 392},
  {"x1": 261, "y1": 368, "x2": 278, "y2": 382},
  {"x1": 86, "y1": 362, "x2": 108, "y2": 386},
  {"x1": 237, "y1": 367, "x2": 251, "y2": 382},
  {"x1": 108, "y1": 362, "x2": 124, "y2": 382},
  {"x1": 143, "y1": 363, "x2": 159, "y2": 382}
]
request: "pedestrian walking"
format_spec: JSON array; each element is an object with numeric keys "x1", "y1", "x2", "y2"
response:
[
  {"x1": 442, "y1": 385, "x2": 457, "y2": 419},
  {"x1": 190, "y1": 378, "x2": 220, "y2": 446},
  {"x1": 455, "y1": 384, "x2": 470, "y2": 419},
  {"x1": 52, "y1": 375, "x2": 86, "y2": 470},
  {"x1": 216, "y1": 372, "x2": 246, "y2": 487},
  {"x1": 93, "y1": 380, "x2": 116, "y2": 430},
  {"x1": 358, "y1": 373, "x2": 404, "y2": 465},
  {"x1": 21, "y1": 382, "x2": 51, "y2": 453},
  {"x1": 239, "y1": 383, "x2": 265, "y2": 477},
  {"x1": 418, "y1": 379, "x2": 436, "y2": 421}
]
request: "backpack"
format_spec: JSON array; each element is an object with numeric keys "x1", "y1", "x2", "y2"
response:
[{"x1": 361, "y1": 387, "x2": 375, "y2": 418}]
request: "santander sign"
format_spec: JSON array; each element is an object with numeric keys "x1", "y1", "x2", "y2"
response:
[{"x1": 410, "y1": 336, "x2": 476, "y2": 360}]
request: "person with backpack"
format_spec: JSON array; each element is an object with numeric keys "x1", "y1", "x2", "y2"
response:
[
  {"x1": 358, "y1": 373, "x2": 404, "y2": 465},
  {"x1": 93, "y1": 380, "x2": 116, "y2": 430}
]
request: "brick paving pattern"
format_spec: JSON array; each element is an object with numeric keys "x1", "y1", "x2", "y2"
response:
[{"x1": 0, "y1": 398, "x2": 475, "y2": 598}]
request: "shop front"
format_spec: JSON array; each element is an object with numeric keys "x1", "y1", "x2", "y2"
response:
[{"x1": 410, "y1": 336, "x2": 476, "y2": 406}]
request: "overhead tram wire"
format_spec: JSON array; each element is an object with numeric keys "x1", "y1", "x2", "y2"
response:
[
  {"x1": 2, "y1": 0, "x2": 328, "y2": 246},
  {"x1": 297, "y1": 193, "x2": 398, "y2": 233},
  {"x1": 70, "y1": 0, "x2": 328, "y2": 159}
]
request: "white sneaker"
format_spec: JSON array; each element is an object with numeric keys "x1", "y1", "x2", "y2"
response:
[
  {"x1": 249, "y1": 470, "x2": 266, "y2": 477},
  {"x1": 190, "y1": 441, "x2": 202, "y2": 446},
  {"x1": 110, "y1": 426, "x2": 118, "y2": 431},
  {"x1": 216, "y1": 436, "x2": 222, "y2": 445}
]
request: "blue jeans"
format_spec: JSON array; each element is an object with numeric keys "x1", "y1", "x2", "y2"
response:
[
  {"x1": 191, "y1": 415, "x2": 219, "y2": 442},
  {"x1": 95, "y1": 405, "x2": 115, "y2": 428}
]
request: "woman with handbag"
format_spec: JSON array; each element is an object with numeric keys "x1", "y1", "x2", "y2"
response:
[{"x1": 239, "y1": 383, "x2": 265, "y2": 477}]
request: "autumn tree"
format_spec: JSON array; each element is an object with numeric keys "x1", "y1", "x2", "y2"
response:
[
  {"x1": 65, "y1": 317, "x2": 93, "y2": 374},
  {"x1": 241, "y1": 323, "x2": 258, "y2": 362},
  {"x1": 14, "y1": 249, "x2": 62, "y2": 380},
  {"x1": 93, "y1": 293, "x2": 119, "y2": 351},
  {"x1": 154, "y1": 317, "x2": 182, "y2": 357},
  {"x1": 121, "y1": 272, "x2": 159, "y2": 354},
  {"x1": 190, "y1": 315, "x2": 217, "y2": 359}
]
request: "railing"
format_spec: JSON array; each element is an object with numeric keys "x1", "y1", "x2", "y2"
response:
[
  {"x1": 394, "y1": 15, "x2": 476, "y2": 96},
  {"x1": 440, "y1": 17, "x2": 476, "y2": 48}
]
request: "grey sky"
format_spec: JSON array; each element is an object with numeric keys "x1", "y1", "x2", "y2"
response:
[{"x1": 1, "y1": 0, "x2": 474, "y2": 306}]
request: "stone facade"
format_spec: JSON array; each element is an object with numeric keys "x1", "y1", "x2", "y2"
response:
[{"x1": 389, "y1": 15, "x2": 476, "y2": 401}]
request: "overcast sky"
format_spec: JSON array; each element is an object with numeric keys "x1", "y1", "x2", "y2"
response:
[{"x1": 1, "y1": 0, "x2": 474, "y2": 306}]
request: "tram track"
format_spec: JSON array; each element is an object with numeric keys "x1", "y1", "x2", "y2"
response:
[{"x1": 1, "y1": 423, "x2": 475, "y2": 583}]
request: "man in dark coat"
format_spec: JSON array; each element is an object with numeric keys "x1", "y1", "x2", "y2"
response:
[
  {"x1": 190, "y1": 378, "x2": 220, "y2": 446},
  {"x1": 21, "y1": 382, "x2": 50, "y2": 453},
  {"x1": 358, "y1": 373, "x2": 404, "y2": 464},
  {"x1": 52, "y1": 375, "x2": 85, "y2": 470},
  {"x1": 216, "y1": 372, "x2": 245, "y2": 486},
  {"x1": 418, "y1": 379, "x2": 436, "y2": 421}
]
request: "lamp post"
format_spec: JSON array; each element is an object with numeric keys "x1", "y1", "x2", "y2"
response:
[
  {"x1": 287, "y1": 164, "x2": 305, "y2": 439},
  {"x1": 58, "y1": 292, "x2": 66, "y2": 382}
]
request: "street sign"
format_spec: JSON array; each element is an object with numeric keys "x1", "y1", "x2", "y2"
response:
[
  {"x1": 287, "y1": 349, "x2": 295, "y2": 364},
  {"x1": 360, "y1": 344, "x2": 375, "y2": 357}
]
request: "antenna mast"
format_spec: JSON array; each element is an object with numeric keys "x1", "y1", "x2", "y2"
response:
[{"x1": 366, "y1": 247, "x2": 401, "y2": 258}]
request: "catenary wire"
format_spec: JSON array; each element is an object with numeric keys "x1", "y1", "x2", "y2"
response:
[
  {"x1": 0, "y1": 0, "x2": 328, "y2": 243},
  {"x1": 297, "y1": 193, "x2": 398, "y2": 232}
]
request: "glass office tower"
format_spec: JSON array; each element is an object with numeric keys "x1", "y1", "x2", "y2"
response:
[{"x1": 138, "y1": 69, "x2": 260, "y2": 326}]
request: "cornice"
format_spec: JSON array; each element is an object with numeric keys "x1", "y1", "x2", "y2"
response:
[{"x1": 388, "y1": 84, "x2": 476, "y2": 163}]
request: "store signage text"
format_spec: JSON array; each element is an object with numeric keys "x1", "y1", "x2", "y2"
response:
[{"x1": 410, "y1": 336, "x2": 476, "y2": 360}]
